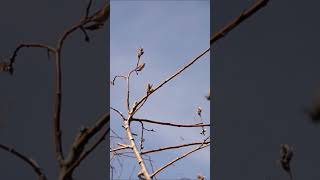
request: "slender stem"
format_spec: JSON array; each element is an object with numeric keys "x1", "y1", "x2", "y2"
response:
[
  {"x1": 110, "y1": 107, "x2": 126, "y2": 120},
  {"x1": 150, "y1": 143, "x2": 210, "y2": 178},
  {"x1": 132, "y1": 118, "x2": 210, "y2": 128},
  {"x1": 141, "y1": 141, "x2": 210, "y2": 155},
  {"x1": 210, "y1": 0, "x2": 269, "y2": 44},
  {"x1": 0, "y1": 143, "x2": 47, "y2": 180},
  {"x1": 53, "y1": 50, "x2": 64, "y2": 164},
  {"x1": 65, "y1": 128, "x2": 110, "y2": 175},
  {"x1": 110, "y1": 145, "x2": 132, "y2": 153}
]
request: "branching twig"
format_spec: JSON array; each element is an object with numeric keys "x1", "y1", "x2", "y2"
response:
[
  {"x1": 133, "y1": 47, "x2": 210, "y2": 114},
  {"x1": 65, "y1": 127, "x2": 110, "y2": 176},
  {"x1": 110, "y1": 145, "x2": 132, "y2": 153},
  {"x1": 150, "y1": 143, "x2": 210, "y2": 178},
  {"x1": 1, "y1": 1, "x2": 110, "y2": 179}
]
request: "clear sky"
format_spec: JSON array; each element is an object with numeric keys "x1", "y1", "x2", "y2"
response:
[{"x1": 110, "y1": 0, "x2": 210, "y2": 179}]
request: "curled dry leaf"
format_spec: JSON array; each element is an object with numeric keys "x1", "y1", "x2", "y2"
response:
[{"x1": 280, "y1": 144, "x2": 293, "y2": 179}]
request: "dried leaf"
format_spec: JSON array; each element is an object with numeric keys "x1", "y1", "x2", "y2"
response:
[
  {"x1": 136, "y1": 63, "x2": 145, "y2": 72},
  {"x1": 280, "y1": 144, "x2": 293, "y2": 179}
]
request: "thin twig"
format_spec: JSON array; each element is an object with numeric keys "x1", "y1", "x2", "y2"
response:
[
  {"x1": 141, "y1": 141, "x2": 210, "y2": 155},
  {"x1": 84, "y1": 0, "x2": 93, "y2": 20},
  {"x1": 110, "y1": 145, "x2": 132, "y2": 153},
  {"x1": 0, "y1": 143, "x2": 47, "y2": 180},
  {"x1": 210, "y1": 0, "x2": 269, "y2": 44},
  {"x1": 8, "y1": 43, "x2": 56, "y2": 65},
  {"x1": 110, "y1": 107, "x2": 126, "y2": 120},
  {"x1": 150, "y1": 143, "x2": 210, "y2": 178},
  {"x1": 132, "y1": 118, "x2": 210, "y2": 128},
  {"x1": 110, "y1": 75, "x2": 127, "y2": 85}
]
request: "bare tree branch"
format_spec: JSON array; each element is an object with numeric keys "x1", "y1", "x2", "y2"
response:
[
  {"x1": 141, "y1": 141, "x2": 211, "y2": 155},
  {"x1": 64, "y1": 112, "x2": 109, "y2": 165},
  {"x1": 132, "y1": 47, "x2": 210, "y2": 115},
  {"x1": 210, "y1": 0, "x2": 269, "y2": 44},
  {"x1": 132, "y1": 118, "x2": 210, "y2": 128},
  {"x1": 124, "y1": 114, "x2": 152, "y2": 180},
  {"x1": 0, "y1": 143, "x2": 47, "y2": 180},
  {"x1": 150, "y1": 143, "x2": 210, "y2": 178},
  {"x1": 65, "y1": 127, "x2": 110, "y2": 176}
]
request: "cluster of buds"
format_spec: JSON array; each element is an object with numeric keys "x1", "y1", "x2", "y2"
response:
[
  {"x1": 146, "y1": 83, "x2": 153, "y2": 95},
  {"x1": 137, "y1": 47, "x2": 144, "y2": 60},
  {"x1": 197, "y1": 107, "x2": 202, "y2": 117}
]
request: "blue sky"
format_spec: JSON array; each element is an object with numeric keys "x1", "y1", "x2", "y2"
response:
[{"x1": 110, "y1": 1, "x2": 210, "y2": 179}]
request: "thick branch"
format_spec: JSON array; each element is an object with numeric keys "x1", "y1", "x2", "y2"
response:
[
  {"x1": 210, "y1": 0, "x2": 269, "y2": 44},
  {"x1": 132, "y1": 118, "x2": 210, "y2": 128},
  {"x1": 0, "y1": 143, "x2": 47, "y2": 180},
  {"x1": 124, "y1": 115, "x2": 151, "y2": 180}
]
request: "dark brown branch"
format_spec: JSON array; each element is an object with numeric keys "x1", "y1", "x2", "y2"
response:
[
  {"x1": 132, "y1": 118, "x2": 210, "y2": 128},
  {"x1": 0, "y1": 143, "x2": 47, "y2": 180},
  {"x1": 210, "y1": 0, "x2": 269, "y2": 44},
  {"x1": 141, "y1": 141, "x2": 210, "y2": 155},
  {"x1": 126, "y1": 69, "x2": 139, "y2": 113},
  {"x1": 110, "y1": 75, "x2": 127, "y2": 85},
  {"x1": 64, "y1": 112, "x2": 109, "y2": 165},
  {"x1": 53, "y1": 50, "x2": 64, "y2": 165},
  {"x1": 52, "y1": 9, "x2": 103, "y2": 165},
  {"x1": 1, "y1": 2, "x2": 110, "y2": 179},
  {"x1": 133, "y1": 47, "x2": 210, "y2": 113},
  {"x1": 84, "y1": 0, "x2": 93, "y2": 20},
  {"x1": 9, "y1": 43, "x2": 56, "y2": 65},
  {"x1": 65, "y1": 127, "x2": 110, "y2": 176},
  {"x1": 79, "y1": 26, "x2": 90, "y2": 42},
  {"x1": 110, "y1": 107, "x2": 126, "y2": 120},
  {"x1": 4, "y1": 43, "x2": 56, "y2": 75}
]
